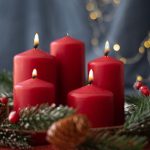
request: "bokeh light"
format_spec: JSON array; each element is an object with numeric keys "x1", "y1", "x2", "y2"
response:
[{"x1": 113, "y1": 43, "x2": 120, "y2": 51}]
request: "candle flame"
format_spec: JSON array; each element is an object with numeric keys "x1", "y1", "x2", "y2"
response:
[
  {"x1": 88, "y1": 69, "x2": 94, "y2": 83},
  {"x1": 104, "y1": 40, "x2": 110, "y2": 56},
  {"x1": 32, "y1": 69, "x2": 37, "y2": 78},
  {"x1": 34, "y1": 33, "x2": 39, "y2": 49}
]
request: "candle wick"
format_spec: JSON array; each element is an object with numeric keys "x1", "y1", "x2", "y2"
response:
[
  {"x1": 34, "y1": 45, "x2": 38, "y2": 49},
  {"x1": 32, "y1": 76, "x2": 36, "y2": 79},
  {"x1": 104, "y1": 50, "x2": 109, "y2": 57},
  {"x1": 88, "y1": 80, "x2": 93, "y2": 85}
]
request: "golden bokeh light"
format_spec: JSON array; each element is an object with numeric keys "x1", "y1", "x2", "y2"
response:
[
  {"x1": 139, "y1": 47, "x2": 145, "y2": 54},
  {"x1": 89, "y1": 12, "x2": 97, "y2": 20},
  {"x1": 136, "y1": 75, "x2": 143, "y2": 81},
  {"x1": 144, "y1": 40, "x2": 150, "y2": 48},
  {"x1": 89, "y1": 10, "x2": 102, "y2": 20},
  {"x1": 113, "y1": 0, "x2": 120, "y2": 5},
  {"x1": 86, "y1": 2, "x2": 95, "y2": 11},
  {"x1": 113, "y1": 43, "x2": 120, "y2": 51}
]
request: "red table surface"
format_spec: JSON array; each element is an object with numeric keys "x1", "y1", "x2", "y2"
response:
[
  {"x1": 0, "y1": 145, "x2": 53, "y2": 150},
  {"x1": 0, "y1": 143, "x2": 150, "y2": 150},
  {"x1": 1, "y1": 144, "x2": 150, "y2": 150},
  {"x1": 0, "y1": 146, "x2": 150, "y2": 150}
]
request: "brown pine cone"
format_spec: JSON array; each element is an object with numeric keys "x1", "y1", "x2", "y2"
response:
[{"x1": 47, "y1": 114, "x2": 90, "y2": 150}]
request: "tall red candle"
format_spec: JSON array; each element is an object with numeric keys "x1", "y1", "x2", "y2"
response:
[
  {"x1": 67, "y1": 69, "x2": 114, "y2": 128},
  {"x1": 14, "y1": 69, "x2": 55, "y2": 111},
  {"x1": 14, "y1": 33, "x2": 56, "y2": 87},
  {"x1": 88, "y1": 41, "x2": 124, "y2": 125},
  {"x1": 50, "y1": 35, "x2": 85, "y2": 105}
]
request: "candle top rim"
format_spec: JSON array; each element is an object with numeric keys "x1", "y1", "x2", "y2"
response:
[
  {"x1": 15, "y1": 78, "x2": 54, "y2": 88},
  {"x1": 69, "y1": 85, "x2": 113, "y2": 97},
  {"x1": 89, "y1": 56, "x2": 123, "y2": 65},
  {"x1": 15, "y1": 49, "x2": 54, "y2": 58},
  {"x1": 51, "y1": 36, "x2": 84, "y2": 45}
]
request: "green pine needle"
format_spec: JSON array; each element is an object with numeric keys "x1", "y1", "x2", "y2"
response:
[
  {"x1": 0, "y1": 71, "x2": 149, "y2": 149},
  {"x1": 0, "y1": 129, "x2": 30, "y2": 149},
  {"x1": 0, "y1": 70, "x2": 13, "y2": 93},
  {"x1": 0, "y1": 103, "x2": 8, "y2": 124},
  {"x1": 126, "y1": 95, "x2": 150, "y2": 105},
  {"x1": 1, "y1": 104, "x2": 75, "y2": 131},
  {"x1": 125, "y1": 95, "x2": 150, "y2": 136},
  {"x1": 78, "y1": 131, "x2": 147, "y2": 150}
]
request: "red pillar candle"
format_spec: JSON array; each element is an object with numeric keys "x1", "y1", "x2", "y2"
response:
[
  {"x1": 88, "y1": 41, "x2": 124, "y2": 125},
  {"x1": 50, "y1": 35, "x2": 85, "y2": 105},
  {"x1": 67, "y1": 69, "x2": 114, "y2": 128},
  {"x1": 14, "y1": 33, "x2": 56, "y2": 87},
  {"x1": 14, "y1": 69, "x2": 55, "y2": 111}
]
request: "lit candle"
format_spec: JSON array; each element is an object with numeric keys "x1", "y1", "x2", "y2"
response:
[
  {"x1": 13, "y1": 33, "x2": 57, "y2": 89},
  {"x1": 50, "y1": 35, "x2": 85, "y2": 105},
  {"x1": 67, "y1": 69, "x2": 114, "y2": 128},
  {"x1": 14, "y1": 69, "x2": 55, "y2": 111},
  {"x1": 88, "y1": 41, "x2": 125, "y2": 125}
]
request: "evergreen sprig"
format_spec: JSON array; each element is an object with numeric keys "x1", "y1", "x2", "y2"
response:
[
  {"x1": 126, "y1": 95, "x2": 149, "y2": 105},
  {"x1": 125, "y1": 95, "x2": 150, "y2": 137},
  {"x1": 0, "y1": 70, "x2": 13, "y2": 93},
  {"x1": 0, "y1": 70, "x2": 13, "y2": 106},
  {"x1": 1, "y1": 104, "x2": 75, "y2": 131},
  {"x1": 0, "y1": 103, "x2": 8, "y2": 124},
  {"x1": 0, "y1": 71, "x2": 149, "y2": 149},
  {"x1": 78, "y1": 132, "x2": 147, "y2": 150},
  {"x1": 0, "y1": 129, "x2": 30, "y2": 149}
]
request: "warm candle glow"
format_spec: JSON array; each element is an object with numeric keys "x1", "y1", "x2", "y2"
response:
[
  {"x1": 32, "y1": 69, "x2": 37, "y2": 78},
  {"x1": 104, "y1": 41, "x2": 110, "y2": 56},
  {"x1": 88, "y1": 69, "x2": 94, "y2": 83},
  {"x1": 34, "y1": 33, "x2": 39, "y2": 49},
  {"x1": 105, "y1": 41, "x2": 110, "y2": 50}
]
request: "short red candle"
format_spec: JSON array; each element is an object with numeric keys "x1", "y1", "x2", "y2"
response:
[
  {"x1": 14, "y1": 33, "x2": 57, "y2": 88},
  {"x1": 14, "y1": 69, "x2": 55, "y2": 111},
  {"x1": 88, "y1": 41, "x2": 124, "y2": 125},
  {"x1": 50, "y1": 35, "x2": 85, "y2": 105},
  {"x1": 67, "y1": 70, "x2": 114, "y2": 128}
]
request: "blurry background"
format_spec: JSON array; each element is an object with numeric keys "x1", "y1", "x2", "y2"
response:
[{"x1": 0, "y1": 0, "x2": 149, "y2": 91}]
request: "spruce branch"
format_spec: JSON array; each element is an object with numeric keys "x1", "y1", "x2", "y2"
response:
[
  {"x1": 78, "y1": 132, "x2": 146, "y2": 150},
  {"x1": 0, "y1": 129, "x2": 30, "y2": 149},
  {"x1": 125, "y1": 102, "x2": 136, "y2": 118},
  {"x1": 0, "y1": 103, "x2": 8, "y2": 124},
  {"x1": 125, "y1": 95, "x2": 149, "y2": 105},
  {"x1": 0, "y1": 70, "x2": 13, "y2": 92},
  {"x1": 1, "y1": 104, "x2": 75, "y2": 131},
  {"x1": 0, "y1": 70, "x2": 149, "y2": 150},
  {"x1": 125, "y1": 96, "x2": 150, "y2": 137},
  {"x1": 46, "y1": 113, "x2": 147, "y2": 150}
]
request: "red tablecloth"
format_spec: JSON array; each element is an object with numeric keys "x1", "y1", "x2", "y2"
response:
[
  {"x1": 0, "y1": 145, "x2": 53, "y2": 150},
  {"x1": 1, "y1": 145, "x2": 150, "y2": 150},
  {"x1": 0, "y1": 144, "x2": 150, "y2": 150}
]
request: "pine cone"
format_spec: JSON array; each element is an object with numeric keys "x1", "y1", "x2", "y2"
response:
[{"x1": 47, "y1": 114, "x2": 90, "y2": 150}]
